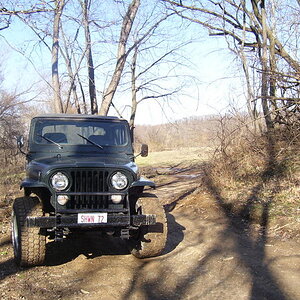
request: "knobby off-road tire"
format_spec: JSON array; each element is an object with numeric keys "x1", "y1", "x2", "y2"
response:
[
  {"x1": 11, "y1": 196, "x2": 46, "y2": 267},
  {"x1": 128, "y1": 193, "x2": 168, "y2": 258}
]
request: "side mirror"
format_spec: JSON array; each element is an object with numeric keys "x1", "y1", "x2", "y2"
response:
[
  {"x1": 140, "y1": 144, "x2": 148, "y2": 157},
  {"x1": 17, "y1": 135, "x2": 27, "y2": 156},
  {"x1": 17, "y1": 135, "x2": 24, "y2": 149}
]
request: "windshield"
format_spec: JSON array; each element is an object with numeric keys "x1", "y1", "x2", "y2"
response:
[{"x1": 32, "y1": 119, "x2": 129, "y2": 147}]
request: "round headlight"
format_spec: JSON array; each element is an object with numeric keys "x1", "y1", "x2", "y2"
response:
[
  {"x1": 111, "y1": 172, "x2": 128, "y2": 190},
  {"x1": 51, "y1": 172, "x2": 69, "y2": 191}
]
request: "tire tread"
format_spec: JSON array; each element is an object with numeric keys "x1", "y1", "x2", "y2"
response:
[
  {"x1": 129, "y1": 193, "x2": 168, "y2": 258},
  {"x1": 12, "y1": 197, "x2": 46, "y2": 267}
]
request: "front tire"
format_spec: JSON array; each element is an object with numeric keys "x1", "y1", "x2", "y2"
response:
[
  {"x1": 128, "y1": 193, "x2": 167, "y2": 258},
  {"x1": 11, "y1": 197, "x2": 46, "y2": 267}
]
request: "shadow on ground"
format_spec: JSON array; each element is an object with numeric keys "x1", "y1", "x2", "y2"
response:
[
  {"x1": 203, "y1": 169, "x2": 289, "y2": 300},
  {"x1": 120, "y1": 139, "x2": 293, "y2": 300},
  {"x1": 0, "y1": 258, "x2": 18, "y2": 282},
  {"x1": 0, "y1": 235, "x2": 19, "y2": 281},
  {"x1": 45, "y1": 232, "x2": 130, "y2": 266},
  {"x1": 45, "y1": 210, "x2": 185, "y2": 266}
]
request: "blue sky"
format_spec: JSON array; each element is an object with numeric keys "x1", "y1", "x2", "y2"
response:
[{"x1": 0, "y1": 2, "x2": 245, "y2": 125}]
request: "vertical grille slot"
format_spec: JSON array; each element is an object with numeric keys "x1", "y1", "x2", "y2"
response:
[{"x1": 68, "y1": 169, "x2": 109, "y2": 209}]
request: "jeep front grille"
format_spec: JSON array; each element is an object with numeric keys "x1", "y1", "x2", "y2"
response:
[{"x1": 68, "y1": 169, "x2": 109, "y2": 209}]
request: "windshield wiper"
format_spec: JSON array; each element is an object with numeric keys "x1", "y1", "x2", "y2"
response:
[
  {"x1": 38, "y1": 134, "x2": 63, "y2": 149},
  {"x1": 77, "y1": 134, "x2": 103, "y2": 149}
]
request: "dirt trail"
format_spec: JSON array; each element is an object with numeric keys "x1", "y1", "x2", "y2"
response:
[{"x1": 0, "y1": 170, "x2": 299, "y2": 300}]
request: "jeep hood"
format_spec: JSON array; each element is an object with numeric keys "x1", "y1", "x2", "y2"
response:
[
  {"x1": 26, "y1": 155, "x2": 138, "y2": 181},
  {"x1": 32, "y1": 155, "x2": 133, "y2": 167}
]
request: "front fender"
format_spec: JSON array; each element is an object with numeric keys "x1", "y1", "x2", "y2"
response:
[
  {"x1": 20, "y1": 178, "x2": 49, "y2": 190},
  {"x1": 130, "y1": 176, "x2": 155, "y2": 189}
]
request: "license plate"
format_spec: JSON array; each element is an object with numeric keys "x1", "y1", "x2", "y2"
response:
[{"x1": 77, "y1": 213, "x2": 107, "y2": 224}]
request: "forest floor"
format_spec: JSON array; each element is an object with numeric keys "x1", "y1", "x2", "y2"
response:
[{"x1": 0, "y1": 148, "x2": 299, "y2": 300}]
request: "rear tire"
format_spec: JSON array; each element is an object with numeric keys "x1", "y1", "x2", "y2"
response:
[
  {"x1": 128, "y1": 193, "x2": 167, "y2": 258},
  {"x1": 11, "y1": 197, "x2": 46, "y2": 267}
]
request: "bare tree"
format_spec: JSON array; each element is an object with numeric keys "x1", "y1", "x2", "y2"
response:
[
  {"x1": 99, "y1": 0, "x2": 140, "y2": 116},
  {"x1": 130, "y1": 46, "x2": 138, "y2": 128},
  {"x1": 0, "y1": 1, "x2": 70, "y2": 113},
  {"x1": 12, "y1": 0, "x2": 91, "y2": 114},
  {"x1": 129, "y1": 42, "x2": 186, "y2": 129},
  {"x1": 0, "y1": 2, "x2": 52, "y2": 31},
  {"x1": 80, "y1": 0, "x2": 98, "y2": 114},
  {"x1": 0, "y1": 88, "x2": 30, "y2": 165},
  {"x1": 1, "y1": 0, "x2": 180, "y2": 121},
  {"x1": 259, "y1": 0, "x2": 273, "y2": 131},
  {"x1": 60, "y1": 28, "x2": 84, "y2": 114},
  {"x1": 52, "y1": 0, "x2": 65, "y2": 113},
  {"x1": 163, "y1": 0, "x2": 300, "y2": 131}
]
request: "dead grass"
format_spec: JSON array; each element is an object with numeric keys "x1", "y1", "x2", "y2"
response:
[
  {"x1": 200, "y1": 130, "x2": 300, "y2": 239},
  {"x1": 0, "y1": 166, "x2": 24, "y2": 234},
  {"x1": 136, "y1": 147, "x2": 212, "y2": 168},
  {"x1": 137, "y1": 139, "x2": 300, "y2": 239}
]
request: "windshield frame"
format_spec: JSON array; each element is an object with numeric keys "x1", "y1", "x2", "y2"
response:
[{"x1": 28, "y1": 116, "x2": 133, "y2": 155}]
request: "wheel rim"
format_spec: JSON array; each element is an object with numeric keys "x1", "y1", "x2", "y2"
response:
[{"x1": 11, "y1": 211, "x2": 19, "y2": 258}]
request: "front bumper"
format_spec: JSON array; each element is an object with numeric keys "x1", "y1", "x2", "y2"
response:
[{"x1": 26, "y1": 213, "x2": 156, "y2": 228}]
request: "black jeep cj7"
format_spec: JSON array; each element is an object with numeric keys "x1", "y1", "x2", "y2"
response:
[{"x1": 12, "y1": 114, "x2": 167, "y2": 267}]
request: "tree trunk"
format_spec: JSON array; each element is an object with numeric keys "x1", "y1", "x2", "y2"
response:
[
  {"x1": 269, "y1": 0, "x2": 278, "y2": 119},
  {"x1": 130, "y1": 47, "x2": 138, "y2": 129},
  {"x1": 99, "y1": 0, "x2": 140, "y2": 116},
  {"x1": 81, "y1": 0, "x2": 98, "y2": 114},
  {"x1": 60, "y1": 28, "x2": 82, "y2": 114},
  {"x1": 239, "y1": 2, "x2": 259, "y2": 131},
  {"x1": 260, "y1": 1, "x2": 273, "y2": 131},
  {"x1": 73, "y1": 55, "x2": 88, "y2": 114},
  {"x1": 77, "y1": 74, "x2": 88, "y2": 114},
  {"x1": 52, "y1": 0, "x2": 64, "y2": 113}
]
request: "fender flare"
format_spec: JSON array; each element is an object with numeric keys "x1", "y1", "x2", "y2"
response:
[
  {"x1": 20, "y1": 178, "x2": 49, "y2": 190},
  {"x1": 130, "y1": 176, "x2": 155, "y2": 189}
]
